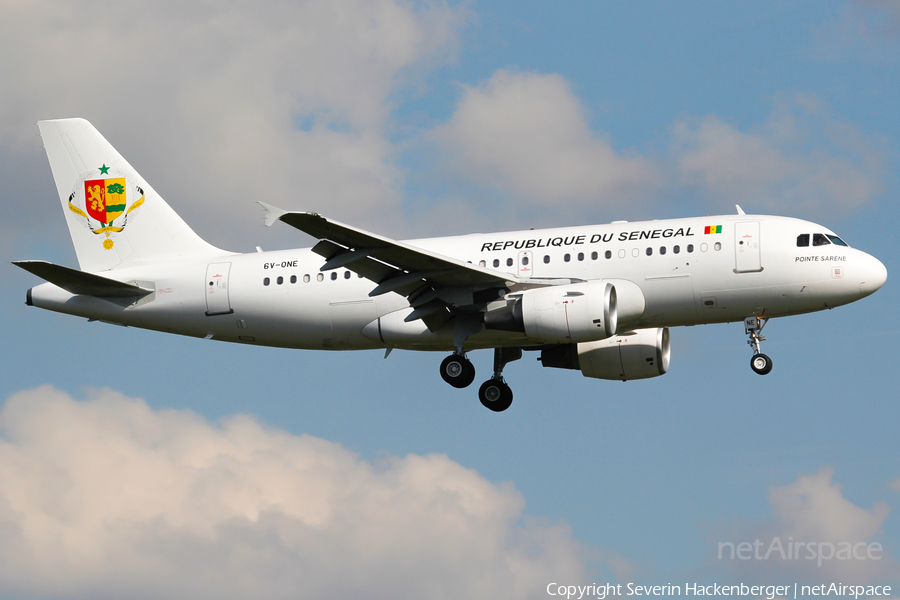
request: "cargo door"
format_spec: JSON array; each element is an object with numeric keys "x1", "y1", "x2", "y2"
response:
[
  {"x1": 205, "y1": 262, "x2": 233, "y2": 315},
  {"x1": 734, "y1": 222, "x2": 762, "y2": 273}
]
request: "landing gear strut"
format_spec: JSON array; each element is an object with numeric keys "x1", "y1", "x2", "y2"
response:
[
  {"x1": 744, "y1": 316, "x2": 773, "y2": 375},
  {"x1": 478, "y1": 347, "x2": 521, "y2": 412},
  {"x1": 440, "y1": 352, "x2": 476, "y2": 388}
]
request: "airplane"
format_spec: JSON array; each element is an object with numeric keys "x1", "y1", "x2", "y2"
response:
[{"x1": 14, "y1": 118, "x2": 888, "y2": 412}]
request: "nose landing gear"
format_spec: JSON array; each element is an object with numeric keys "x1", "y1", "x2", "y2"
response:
[{"x1": 744, "y1": 316, "x2": 773, "y2": 375}]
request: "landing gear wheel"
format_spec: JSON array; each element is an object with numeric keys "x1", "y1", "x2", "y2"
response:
[
  {"x1": 479, "y1": 378, "x2": 513, "y2": 412},
  {"x1": 440, "y1": 354, "x2": 476, "y2": 388},
  {"x1": 750, "y1": 353, "x2": 773, "y2": 375}
]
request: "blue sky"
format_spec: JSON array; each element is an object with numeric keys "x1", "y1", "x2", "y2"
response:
[{"x1": 1, "y1": 1, "x2": 899, "y2": 597}]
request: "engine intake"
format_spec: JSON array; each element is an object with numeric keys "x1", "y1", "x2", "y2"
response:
[{"x1": 540, "y1": 327, "x2": 670, "y2": 381}]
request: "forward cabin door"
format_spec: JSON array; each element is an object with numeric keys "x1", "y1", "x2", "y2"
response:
[
  {"x1": 205, "y1": 262, "x2": 233, "y2": 315},
  {"x1": 734, "y1": 222, "x2": 762, "y2": 273}
]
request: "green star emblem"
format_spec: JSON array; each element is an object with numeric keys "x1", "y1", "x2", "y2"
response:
[{"x1": 99, "y1": 164, "x2": 110, "y2": 175}]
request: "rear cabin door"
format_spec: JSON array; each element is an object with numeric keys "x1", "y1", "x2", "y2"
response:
[
  {"x1": 205, "y1": 262, "x2": 233, "y2": 315},
  {"x1": 734, "y1": 222, "x2": 762, "y2": 273}
]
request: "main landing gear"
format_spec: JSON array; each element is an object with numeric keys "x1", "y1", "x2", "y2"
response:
[
  {"x1": 439, "y1": 347, "x2": 522, "y2": 412},
  {"x1": 439, "y1": 353, "x2": 476, "y2": 388},
  {"x1": 744, "y1": 316, "x2": 773, "y2": 375}
]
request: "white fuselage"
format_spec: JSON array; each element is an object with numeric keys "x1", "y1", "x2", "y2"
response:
[{"x1": 28, "y1": 214, "x2": 886, "y2": 352}]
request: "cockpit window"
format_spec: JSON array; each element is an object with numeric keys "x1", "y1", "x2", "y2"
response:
[
  {"x1": 826, "y1": 234, "x2": 848, "y2": 247},
  {"x1": 812, "y1": 233, "x2": 831, "y2": 246},
  {"x1": 796, "y1": 234, "x2": 809, "y2": 247}
]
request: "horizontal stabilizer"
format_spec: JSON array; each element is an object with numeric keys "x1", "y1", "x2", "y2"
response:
[{"x1": 13, "y1": 260, "x2": 154, "y2": 298}]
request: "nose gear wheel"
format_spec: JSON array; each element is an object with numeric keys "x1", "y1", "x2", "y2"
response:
[{"x1": 744, "y1": 316, "x2": 773, "y2": 375}]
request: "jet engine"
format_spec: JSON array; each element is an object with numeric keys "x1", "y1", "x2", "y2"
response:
[
  {"x1": 539, "y1": 327, "x2": 670, "y2": 381},
  {"x1": 485, "y1": 281, "x2": 617, "y2": 344}
]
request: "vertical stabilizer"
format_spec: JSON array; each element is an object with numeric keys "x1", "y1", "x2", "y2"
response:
[{"x1": 38, "y1": 118, "x2": 229, "y2": 272}]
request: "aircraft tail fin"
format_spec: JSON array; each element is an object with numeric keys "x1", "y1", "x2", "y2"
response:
[{"x1": 38, "y1": 118, "x2": 229, "y2": 272}]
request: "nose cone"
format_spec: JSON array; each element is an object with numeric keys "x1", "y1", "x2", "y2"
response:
[{"x1": 859, "y1": 253, "x2": 887, "y2": 298}]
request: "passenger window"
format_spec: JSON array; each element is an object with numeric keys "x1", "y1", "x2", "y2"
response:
[
  {"x1": 564, "y1": 254, "x2": 571, "y2": 262},
  {"x1": 796, "y1": 234, "x2": 809, "y2": 247},
  {"x1": 618, "y1": 249, "x2": 626, "y2": 258},
  {"x1": 577, "y1": 252, "x2": 584, "y2": 261},
  {"x1": 263, "y1": 277, "x2": 270, "y2": 286},
  {"x1": 317, "y1": 273, "x2": 324, "y2": 282},
  {"x1": 646, "y1": 247, "x2": 652, "y2": 256},
  {"x1": 813, "y1": 233, "x2": 831, "y2": 246},
  {"x1": 506, "y1": 258, "x2": 513, "y2": 267},
  {"x1": 522, "y1": 256, "x2": 529, "y2": 265},
  {"x1": 632, "y1": 248, "x2": 639, "y2": 257},
  {"x1": 673, "y1": 245, "x2": 680, "y2": 254},
  {"x1": 290, "y1": 275, "x2": 297, "y2": 284},
  {"x1": 701, "y1": 243, "x2": 708, "y2": 252},
  {"x1": 687, "y1": 244, "x2": 694, "y2": 253},
  {"x1": 714, "y1": 242, "x2": 721, "y2": 251},
  {"x1": 479, "y1": 260, "x2": 486, "y2": 267},
  {"x1": 331, "y1": 272, "x2": 338, "y2": 280},
  {"x1": 543, "y1": 255, "x2": 550, "y2": 264},
  {"x1": 277, "y1": 276, "x2": 284, "y2": 285},
  {"x1": 303, "y1": 274, "x2": 310, "y2": 283},
  {"x1": 344, "y1": 271, "x2": 351, "y2": 279},
  {"x1": 605, "y1": 250, "x2": 612, "y2": 259},
  {"x1": 660, "y1": 246, "x2": 666, "y2": 255},
  {"x1": 493, "y1": 259, "x2": 500, "y2": 268},
  {"x1": 826, "y1": 234, "x2": 848, "y2": 247},
  {"x1": 591, "y1": 251, "x2": 598, "y2": 260}
]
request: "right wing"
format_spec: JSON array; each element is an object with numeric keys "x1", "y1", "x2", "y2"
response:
[{"x1": 258, "y1": 203, "x2": 520, "y2": 327}]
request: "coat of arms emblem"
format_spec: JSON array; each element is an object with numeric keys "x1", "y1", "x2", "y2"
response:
[{"x1": 67, "y1": 164, "x2": 144, "y2": 249}]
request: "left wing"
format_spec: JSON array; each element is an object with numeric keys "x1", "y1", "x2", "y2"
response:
[{"x1": 258, "y1": 203, "x2": 519, "y2": 327}]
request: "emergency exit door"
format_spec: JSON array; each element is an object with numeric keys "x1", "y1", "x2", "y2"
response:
[
  {"x1": 734, "y1": 222, "x2": 762, "y2": 273},
  {"x1": 517, "y1": 251, "x2": 533, "y2": 278},
  {"x1": 205, "y1": 262, "x2": 233, "y2": 315}
]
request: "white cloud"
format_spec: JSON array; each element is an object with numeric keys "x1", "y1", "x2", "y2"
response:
[
  {"x1": 670, "y1": 96, "x2": 885, "y2": 215},
  {"x1": 431, "y1": 72, "x2": 884, "y2": 227},
  {"x1": 0, "y1": 385, "x2": 590, "y2": 599},
  {"x1": 0, "y1": 0, "x2": 467, "y2": 247},
  {"x1": 709, "y1": 468, "x2": 895, "y2": 583},
  {"x1": 430, "y1": 69, "x2": 660, "y2": 222},
  {"x1": 807, "y1": 1, "x2": 900, "y2": 62}
]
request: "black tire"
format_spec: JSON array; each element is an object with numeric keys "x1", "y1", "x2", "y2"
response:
[
  {"x1": 750, "y1": 353, "x2": 773, "y2": 375},
  {"x1": 479, "y1": 378, "x2": 513, "y2": 412},
  {"x1": 440, "y1": 355, "x2": 476, "y2": 388}
]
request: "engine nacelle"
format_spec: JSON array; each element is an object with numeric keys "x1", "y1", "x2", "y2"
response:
[
  {"x1": 540, "y1": 327, "x2": 670, "y2": 381},
  {"x1": 488, "y1": 281, "x2": 617, "y2": 344}
]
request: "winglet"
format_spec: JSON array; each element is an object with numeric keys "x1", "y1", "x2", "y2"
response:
[
  {"x1": 257, "y1": 201, "x2": 289, "y2": 227},
  {"x1": 736, "y1": 204, "x2": 746, "y2": 215}
]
